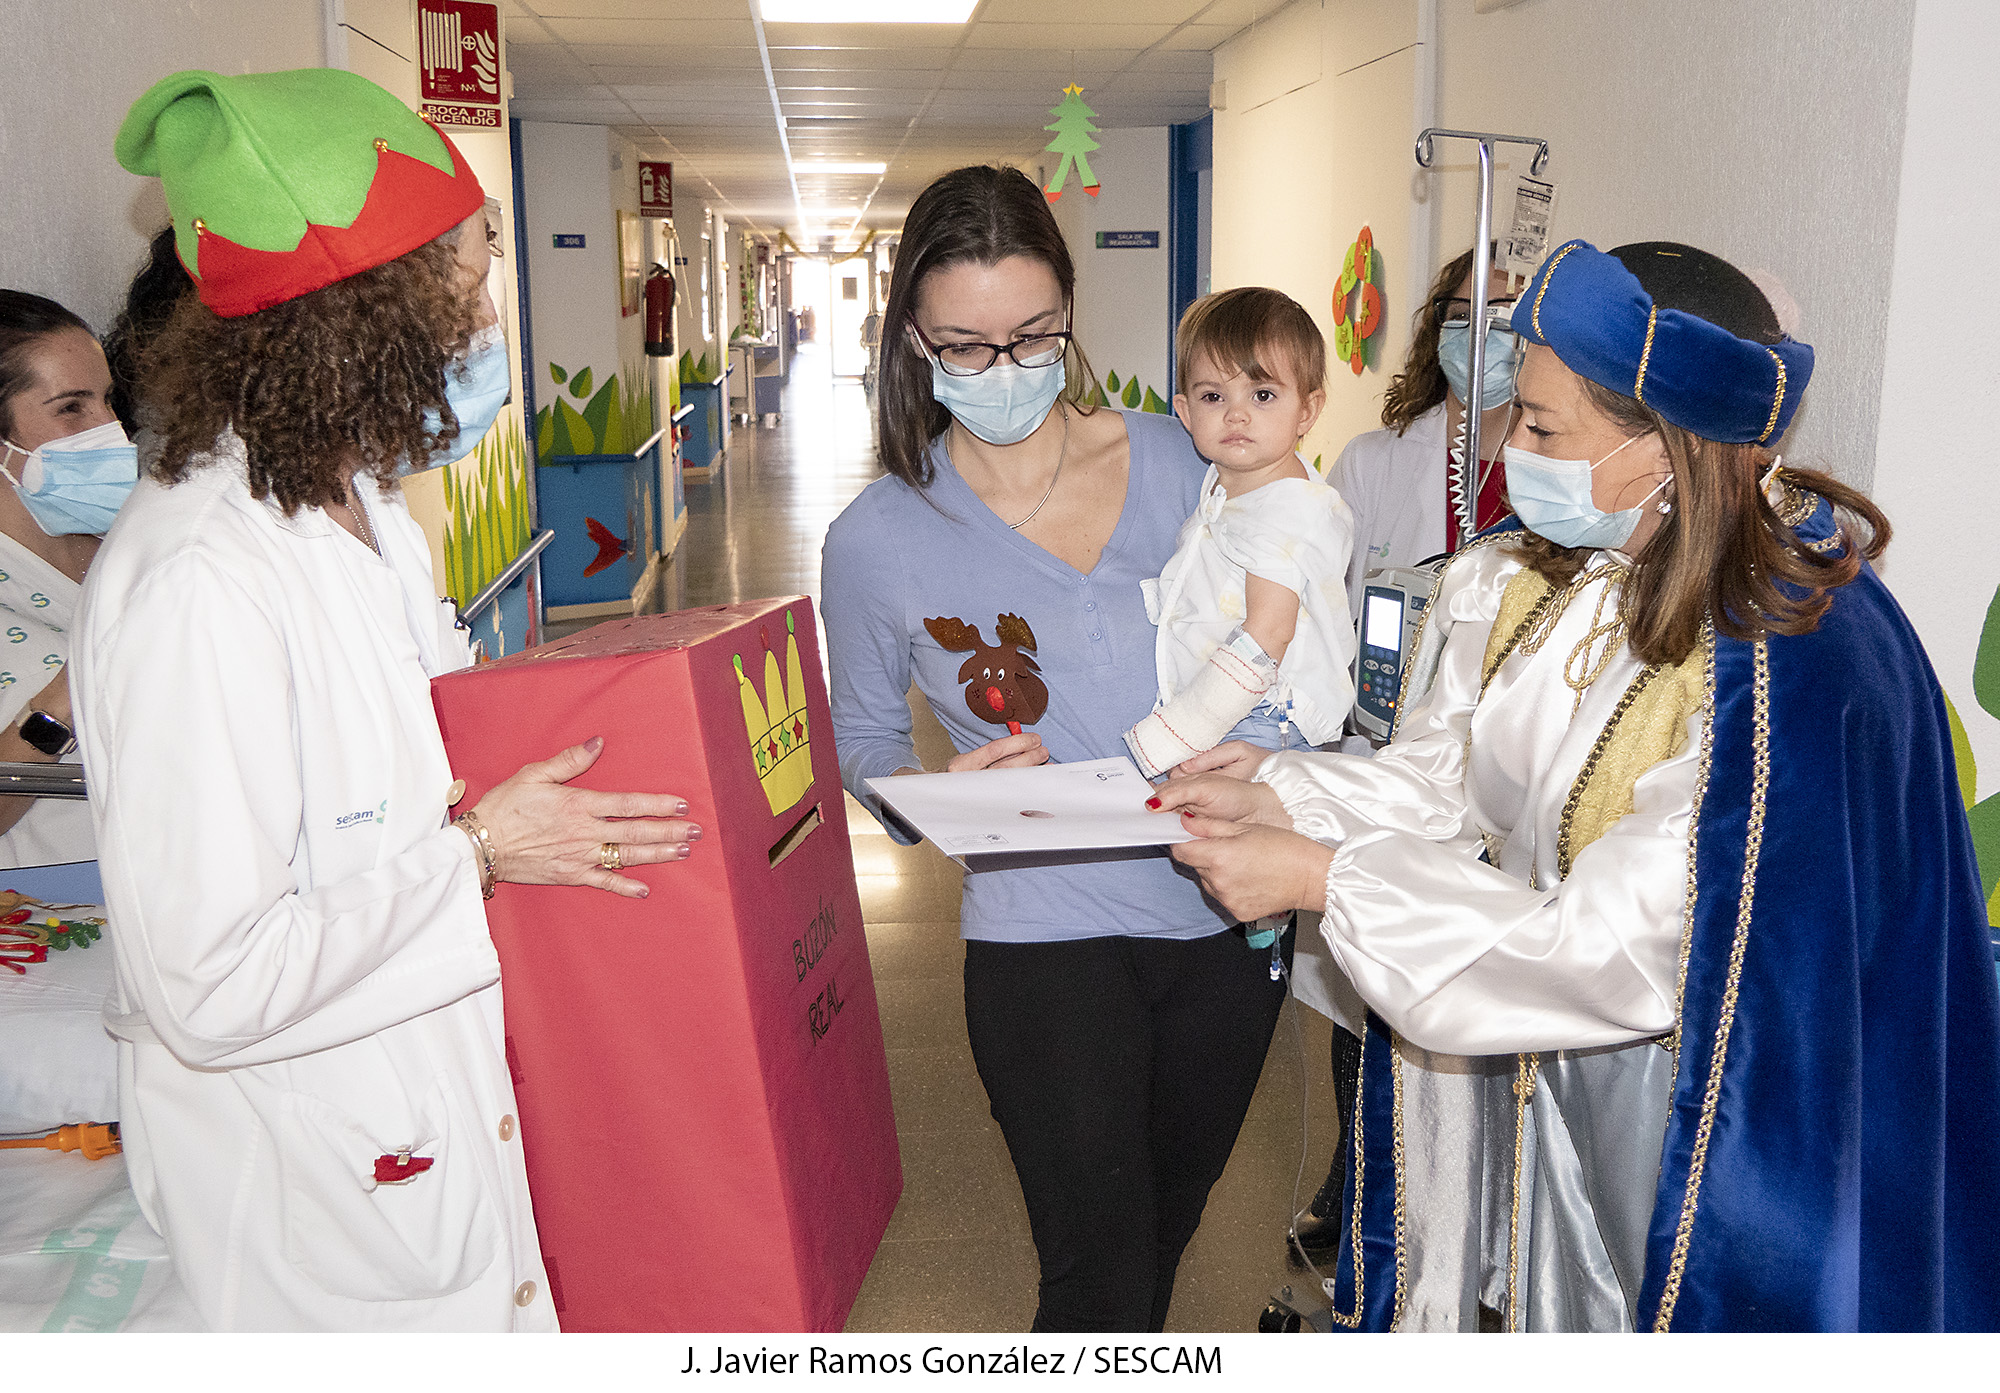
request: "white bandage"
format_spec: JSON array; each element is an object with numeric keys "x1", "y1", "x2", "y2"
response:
[{"x1": 1124, "y1": 631, "x2": 1278, "y2": 778}]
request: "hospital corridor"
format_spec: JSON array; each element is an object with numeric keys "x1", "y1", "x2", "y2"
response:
[{"x1": 3, "y1": 0, "x2": 1997, "y2": 1366}]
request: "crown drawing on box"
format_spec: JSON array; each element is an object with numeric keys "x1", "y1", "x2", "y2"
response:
[{"x1": 734, "y1": 611, "x2": 814, "y2": 816}]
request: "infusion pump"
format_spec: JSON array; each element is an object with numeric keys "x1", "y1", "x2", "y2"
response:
[{"x1": 1351, "y1": 561, "x2": 1447, "y2": 744}]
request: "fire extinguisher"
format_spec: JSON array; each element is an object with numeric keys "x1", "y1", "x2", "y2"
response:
[{"x1": 645, "y1": 263, "x2": 676, "y2": 357}]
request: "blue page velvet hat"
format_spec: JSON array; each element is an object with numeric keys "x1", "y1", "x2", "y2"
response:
[{"x1": 1511, "y1": 239, "x2": 1812, "y2": 445}]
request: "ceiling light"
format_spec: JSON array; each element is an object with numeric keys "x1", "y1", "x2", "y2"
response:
[
  {"x1": 795, "y1": 161, "x2": 888, "y2": 174},
  {"x1": 762, "y1": 0, "x2": 975, "y2": 21}
]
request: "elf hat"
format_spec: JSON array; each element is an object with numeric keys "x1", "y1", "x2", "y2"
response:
[{"x1": 116, "y1": 68, "x2": 485, "y2": 318}]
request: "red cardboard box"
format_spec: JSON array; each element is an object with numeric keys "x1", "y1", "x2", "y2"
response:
[{"x1": 431, "y1": 598, "x2": 901, "y2": 1332}]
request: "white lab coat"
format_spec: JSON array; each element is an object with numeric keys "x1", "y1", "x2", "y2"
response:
[
  {"x1": 72, "y1": 438, "x2": 552, "y2": 1332},
  {"x1": 1326, "y1": 402, "x2": 1451, "y2": 619}
]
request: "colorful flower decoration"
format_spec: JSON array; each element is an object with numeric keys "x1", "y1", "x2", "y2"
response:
[{"x1": 1333, "y1": 225, "x2": 1385, "y2": 376}]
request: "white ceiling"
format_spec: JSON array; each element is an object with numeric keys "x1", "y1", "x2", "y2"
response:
[{"x1": 502, "y1": 0, "x2": 1289, "y2": 240}]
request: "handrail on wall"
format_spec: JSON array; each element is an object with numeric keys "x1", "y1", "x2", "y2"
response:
[{"x1": 462, "y1": 528, "x2": 556, "y2": 623}]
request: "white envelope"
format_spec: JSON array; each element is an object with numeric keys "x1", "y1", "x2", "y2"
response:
[{"x1": 865, "y1": 757, "x2": 1192, "y2": 856}]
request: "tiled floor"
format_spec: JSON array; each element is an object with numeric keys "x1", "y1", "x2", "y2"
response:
[{"x1": 617, "y1": 342, "x2": 1344, "y2": 1332}]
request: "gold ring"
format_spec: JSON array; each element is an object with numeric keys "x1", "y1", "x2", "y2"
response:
[{"x1": 598, "y1": 842, "x2": 622, "y2": 871}]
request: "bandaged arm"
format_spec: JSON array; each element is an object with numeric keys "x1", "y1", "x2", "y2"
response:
[{"x1": 1125, "y1": 628, "x2": 1279, "y2": 778}]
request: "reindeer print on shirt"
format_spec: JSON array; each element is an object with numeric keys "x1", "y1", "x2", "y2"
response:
[{"x1": 923, "y1": 613, "x2": 1051, "y2": 735}]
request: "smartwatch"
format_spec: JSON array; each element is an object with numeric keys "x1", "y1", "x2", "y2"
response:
[{"x1": 18, "y1": 709, "x2": 76, "y2": 759}]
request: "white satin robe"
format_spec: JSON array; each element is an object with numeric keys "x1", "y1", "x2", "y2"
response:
[{"x1": 1256, "y1": 541, "x2": 1700, "y2": 1330}]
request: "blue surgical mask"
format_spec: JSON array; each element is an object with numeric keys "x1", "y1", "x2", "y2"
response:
[
  {"x1": 929, "y1": 356, "x2": 1066, "y2": 446},
  {"x1": 1438, "y1": 319, "x2": 1520, "y2": 411},
  {"x1": 0, "y1": 420, "x2": 139, "y2": 536},
  {"x1": 1502, "y1": 436, "x2": 1667, "y2": 551},
  {"x1": 425, "y1": 324, "x2": 511, "y2": 455}
]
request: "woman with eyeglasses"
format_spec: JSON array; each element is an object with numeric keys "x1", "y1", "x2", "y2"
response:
[
  {"x1": 822, "y1": 165, "x2": 1288, "y2": 1332},
  {"x1": 1328, "y1": 246, "x2": 1522, "y2": 618}
]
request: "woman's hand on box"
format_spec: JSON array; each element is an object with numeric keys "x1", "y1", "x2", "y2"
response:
[{"x1": 473, "y1": 736, "x2": 700, "y2": 899}]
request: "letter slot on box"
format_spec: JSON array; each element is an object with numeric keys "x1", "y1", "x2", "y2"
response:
[{"x1": 431, "y1": 598, "x2": 901, "y2": 1331}]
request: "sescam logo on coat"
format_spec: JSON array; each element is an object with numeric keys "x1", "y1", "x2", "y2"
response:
[{"x1": 335, "y1": 800, "x2": 388, "y2": 831}]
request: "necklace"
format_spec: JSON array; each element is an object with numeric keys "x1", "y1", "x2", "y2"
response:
[
  {"x1": 1514, "y1": 560, "x2": 1629, "y2": 715},
  {"x1": 339, "y1": 486, "x2": 380, "y2": 555},
  {"x1": 1003, "y1": 407, "x2": 1069, "y2": 531}
]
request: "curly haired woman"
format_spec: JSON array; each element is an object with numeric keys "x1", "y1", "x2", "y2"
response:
[{"x1": 75, "y1": 68, "x2": 701, "y2": 1331}]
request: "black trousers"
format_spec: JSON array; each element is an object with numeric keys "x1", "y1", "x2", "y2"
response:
[{"x1": 964, "y1": 929, "x2": 1291, "y2": 1332}]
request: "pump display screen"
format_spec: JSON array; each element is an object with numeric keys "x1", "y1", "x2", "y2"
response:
[{"x1": 1364, "y1": 593, "x2": 1403, "y2": 652}]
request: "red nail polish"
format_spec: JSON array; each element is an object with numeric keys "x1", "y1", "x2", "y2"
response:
[{"x1": 1145, "y1": 796, "x2": 1162, "y2": 810}]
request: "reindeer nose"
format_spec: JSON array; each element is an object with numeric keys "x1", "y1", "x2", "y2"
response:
[{"x1": 985, "y1": 686, "x2": 1005, "y2": 712}]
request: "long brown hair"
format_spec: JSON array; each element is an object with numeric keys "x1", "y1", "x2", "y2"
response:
[
  {"x1": 143, "y1": 233, "x2": 481, "y2": 514},
  {"x1": 1380, "y1": 245, "x2": 1495, "y2": 435},
  {"x1": 1513, "y1": 381, "x2": 1890, "y2": 667},
  {"x1": 876, "y1": 165, "x2": 1099, "y2": 488}
]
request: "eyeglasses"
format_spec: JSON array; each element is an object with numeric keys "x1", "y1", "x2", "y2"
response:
[
  {"x1": 1433, "y1": 295, "x2": 1517, "y2": 327},
  {"x1": 909, "y1": 320, "x2": 1071, "y2": 377}
]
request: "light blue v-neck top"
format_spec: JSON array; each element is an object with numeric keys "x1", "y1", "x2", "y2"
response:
[{"x1": 821, "y1": 408, "x2": 1233, "y2": 943}]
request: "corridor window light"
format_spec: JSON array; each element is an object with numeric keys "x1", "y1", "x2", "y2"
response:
[
  {"x1": 762, "y1": 0, "x2": 975, "y2": 21},
  {"x1": 795, "y1": 161, "x2": 889, "y2": 174}
]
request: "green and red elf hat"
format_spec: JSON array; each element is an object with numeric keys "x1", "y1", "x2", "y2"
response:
[{"x1": 114, "y1": 68, "x2": 485, "y2": 318}]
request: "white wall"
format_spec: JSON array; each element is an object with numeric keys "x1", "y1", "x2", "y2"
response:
[
  {"x1": 518, "y1": 122, "x2": 624, "y2": 404},
  {"x1": 1431, "y1": 0, "x2": 1918, "y2": 488},
  {"x1": 1050, "y1": 126, "x2": 1173, "y2": 402},
  {"x1": 1210, "y1": 0, "x2": 1423, "y2": 469},
  {"x1": 0, "y1": 0, "x2": 325, "y2": 330},
  {"x1": 1872, "y1": 0, "x2": 2000, "y2": 799}
]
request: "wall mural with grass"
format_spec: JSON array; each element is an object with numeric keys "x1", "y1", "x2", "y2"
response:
[
  {"x1": 400, "y1": 404, "x2": 534, "y2": 614},
  {"x1": 1087, "y1": 369, "x2": 1171, "y2": 414},
  {"x1": 536, "y1": 359, "x2": 656, "y2": 459},
  {"x1": 1957, "y1": 581, "x2": 2000, "y2": 938}
]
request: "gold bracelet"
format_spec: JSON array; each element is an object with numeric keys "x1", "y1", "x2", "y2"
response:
[{"x1": 453, "y1": 812, "x2": 499, "y2": 900}]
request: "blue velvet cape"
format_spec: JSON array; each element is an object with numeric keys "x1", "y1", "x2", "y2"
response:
[{"x1": 1328, "y1": 497, "x2": 2000, "y2": 1331}]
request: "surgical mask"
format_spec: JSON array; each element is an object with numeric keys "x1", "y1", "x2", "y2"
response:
[
  {"x1": 930, "y1": 356, "x2": 1066, "y2": 447},
  {"x1": 0, "y1": 421, "x2": 139, "y2": 536},
  {"x1": 425, "y1": 324, "x2": 511, "y2": 455},
  {"x1": 1437, "y1": 319, "x2": 1520, "y2": 412},
  {"x1": 1502, "y1": 436, "x2": 1668, "y2": 552}
]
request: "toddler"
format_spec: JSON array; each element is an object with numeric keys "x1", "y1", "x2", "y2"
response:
[{"x1": 1125, "y1": 287, "x2": 1356, "y2": 779}]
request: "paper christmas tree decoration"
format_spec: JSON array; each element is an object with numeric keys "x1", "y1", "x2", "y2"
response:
[{"x1": 1043, "y1": 84, "x2": 1101, "y2": 202}]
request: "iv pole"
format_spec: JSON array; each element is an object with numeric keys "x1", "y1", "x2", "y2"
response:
[{"x1": 1414, "y1": 128, "x2": 1550, "y2": 540}]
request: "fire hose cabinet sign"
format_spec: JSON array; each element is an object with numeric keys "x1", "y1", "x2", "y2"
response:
[{"x1": 431, "y1": 598, "x2": 901, "y2": 1331}]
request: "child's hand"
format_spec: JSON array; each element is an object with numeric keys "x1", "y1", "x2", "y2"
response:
[{"x1": 1168, "y1": 741, "x2": 1265, "y2": 781}]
